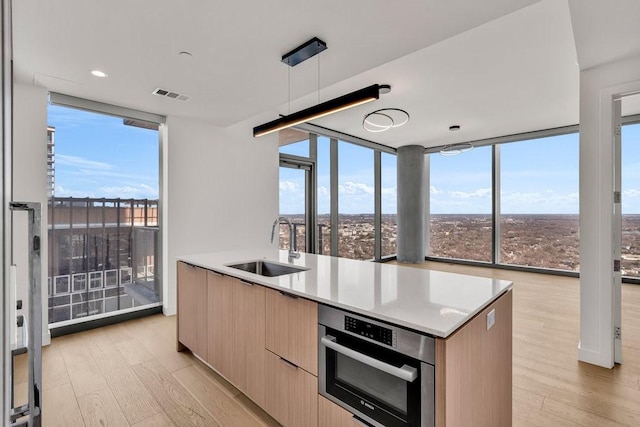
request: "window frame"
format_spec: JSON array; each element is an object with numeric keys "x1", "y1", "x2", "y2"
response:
[
  {"x1": 47, "y1": 93, "x2": 165, "y2": 328},
  {"x1": 292, "y1": 116, "x2": 640, "y2": 283},
  {"x1": 281, "y1": 126, "x2": 397, "y2": 261}
]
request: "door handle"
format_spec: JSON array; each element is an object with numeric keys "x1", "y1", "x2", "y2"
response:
[
  {"x1": 321, "y1": 335, "x2": 418, "y2": 382},
  {"x1": 10, "y1": 202, "x2": 43, "y2": 426}
]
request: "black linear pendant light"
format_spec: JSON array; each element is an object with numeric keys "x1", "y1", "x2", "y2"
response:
[{"x1": 253, "y1": 37, "x2": 384, "y2": 137}]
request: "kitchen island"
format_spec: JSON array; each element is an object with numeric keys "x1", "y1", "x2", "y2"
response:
[{"x1": 177, "y1": 249, "x2": 513, "y2": 427}]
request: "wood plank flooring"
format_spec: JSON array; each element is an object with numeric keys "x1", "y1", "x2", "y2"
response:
[
  {"x1": 14, "y1": 313, "x2": 278, "y2": 427},
  {"x1": 393, "y1": 260, "x2": 640, "y2": 427},
  {"x1": 12, "y1": 261, "x2": 640, "y2": 426}
]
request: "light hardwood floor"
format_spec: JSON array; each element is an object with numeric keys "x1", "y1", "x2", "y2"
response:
[
  {"x1": 13, "y1": 262, "x2": 640, "y2": 426},
  {"x1": 14, "y1": 313, "x2": 279, "y2": 427},
  {"x1": 393, "y1": 260, "x2": 640, "y2": 427}
]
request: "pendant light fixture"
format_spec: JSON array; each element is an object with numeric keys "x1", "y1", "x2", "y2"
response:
[
  {"x1": 253, "y1": 37, "x2": 385, "y2": 137},
  {"x1": 439, "y1": 125, "x2": 474, "y2": 156}
]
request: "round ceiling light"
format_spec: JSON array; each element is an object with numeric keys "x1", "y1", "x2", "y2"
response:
[
  {"x1": 363, "y1": 108, "x2": 410, "y2": 133},
  {"x1": 439, "y1": 143, "x2": 473, "y2": 156},
  {"x1": 90, "y1": 70, "x2": 108, "y2": 78}
]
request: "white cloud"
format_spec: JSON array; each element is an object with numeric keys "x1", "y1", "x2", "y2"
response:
[
  {"x1": 55, "y1": 185, "x2": 95, "y2": 198},
  {"x1": 56, "y1": 154, "x2": 113, "y2": 171},
  {"x1": 501, "y1": 190, "x2": 578, "y2": 214},
  {"x1": 279, "y1": 180, "x2": 299, "y2": 192},
  {"x1": 623, "y1": 189, "x2": 640, "y2": 198},
  {"x1": 339, "y1": 181, "x2": 374, "y2": 195},
  {"x1": 430, "y1": 185, "x2": 443, "y2": 195},
  {"x1": 98, "y1": 184, "x2": 158, "y2": 199},
  {"x1": 381, "y1": 186, "x2": 396, "y2": 196},
  {"x1": 450, "y1": 188, "x2": 491, "y2": 199}
]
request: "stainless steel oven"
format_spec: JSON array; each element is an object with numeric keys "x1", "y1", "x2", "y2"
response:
[{"x1": 319, "y1": 305, "x2": 435, "y2": 427}]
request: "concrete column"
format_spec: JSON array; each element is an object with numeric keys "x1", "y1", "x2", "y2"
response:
[{"x1": 397, "y1": 145, "x2": 426, "y2": 263}]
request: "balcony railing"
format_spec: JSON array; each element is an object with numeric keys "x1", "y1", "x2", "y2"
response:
[{"x1": 47, "y1": 197, "x2": 160, "y2": 324}]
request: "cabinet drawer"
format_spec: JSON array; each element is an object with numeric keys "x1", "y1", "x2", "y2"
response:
[
  {"x1": 232, "y1": 278, "x2": 266, "y2": 407},
  {"x1": 207, "y1": 270, "x2": 234, "y2": 380},
  {"x1": 177, "y1": 262, "x2": 208, "y2": 359},
  {"x1": 265, "y1": 288, "x2": 318, "y2": 375},
  {"x1": 318, "y1": 395, "x2": 360, "y2": 427},
  {"x1": 264, "y1": 350, "x2": 317, "y2": 427}
]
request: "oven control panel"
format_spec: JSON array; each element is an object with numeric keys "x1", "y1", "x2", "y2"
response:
[{"x1": 345, "y1": 315, "x2": 396, "y2": 347}]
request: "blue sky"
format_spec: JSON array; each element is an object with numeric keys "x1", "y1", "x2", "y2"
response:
[
  {"x1": 280, "y1": 124, "x2": 640, "y2": 215},
  {"x1": 48, "y1": 104, "x2": 159, "y2": 199},
  {"x1": 48, "y1": 104, "x2": 640, "y2": 214}
]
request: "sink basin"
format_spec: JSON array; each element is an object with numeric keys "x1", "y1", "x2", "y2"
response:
[{"x1": 226, "y1": 260, "x2": 308, "y2": 277}]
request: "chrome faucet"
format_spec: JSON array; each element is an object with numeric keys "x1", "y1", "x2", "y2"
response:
[{"x1": 270, "y1": 217, "x2": 300, "y2": 262}]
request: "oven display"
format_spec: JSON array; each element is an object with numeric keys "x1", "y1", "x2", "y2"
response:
[{"x1": 345, "y1": 316, "x2": 394, "y2": 346}]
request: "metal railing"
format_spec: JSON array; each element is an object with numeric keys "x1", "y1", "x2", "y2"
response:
[{"x1": 47, "y1": 197, "x2": 160, "y2": 324}]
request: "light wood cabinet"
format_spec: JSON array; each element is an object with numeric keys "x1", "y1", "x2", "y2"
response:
[
  {"x1": 177, "y1": 262, "x2": 208, "y2": 359},
  {"x1": 232, "y1": 278, "x2": 266, "y2": 407},
  {"x1": 264, "y1": 349, "x2": 318, "y2": 427},
  {"x1": 318, "y1": 395, "x2": 360, "y2": 427},
  {"x1": 177, "y1": 261, "x2": 512, "y2": 427},
  {"x1": 435, "y1": 289, "x2": 512, "y2": 427},
  {"x1": 265, "y1": 288, "x2": 318, "y2": 375},
  {"x1": 206, "y1": 270, "x2": 234, "y2": 381}
]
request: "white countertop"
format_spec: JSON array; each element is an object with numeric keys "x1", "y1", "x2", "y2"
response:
[{"x1": 177, "y1": 249, "x2": 512, "y2": 338}]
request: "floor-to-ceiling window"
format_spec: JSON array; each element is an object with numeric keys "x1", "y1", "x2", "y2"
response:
[
  {"x1": 499, "y1": 133, "x2": 579, "y2": 271},
  {"x1": 278, "y1": 130, "x2": 313, "y2": 253},
  {"x1": 429, "y1": 146, "x2": 493, "y2": 262},
  {"x1": 278, "y1": 128, "x2": 396, "y2": 261},
  {"x1": 47, "y1": 97, "x2": 162, "y2": 326},
  {"x1": 338, "y1": 141, "x2": 375, "y2": 260},
  {"x1": 622, "y1": 122, "x2": 640, "y2": 278}
]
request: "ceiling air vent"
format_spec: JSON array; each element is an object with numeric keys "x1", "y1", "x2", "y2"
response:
[{"x1": 152, "y1": 88, "x2": 189, "y2": 101}]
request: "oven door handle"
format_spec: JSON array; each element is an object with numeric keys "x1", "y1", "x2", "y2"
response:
[{"x1": 321, "y1": 335, "x2": 418, "y2": 382}]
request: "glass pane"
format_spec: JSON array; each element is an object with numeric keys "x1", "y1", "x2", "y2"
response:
[
  {"x1": 336, "y1": 353, "x2": 407, "y2": 414},
  {"x1": 430, "y1": 146, "x2": 492, "y2": 262},
  {"x1": 279, "y1": 139, "x2": 309, "y2": 157},
  {"x1": 499, "y1": 133, "x2": 579, "y2": 270},
  {"x1": 47, "y1": 105, "x2": 160, "y2": 325},
  {"x1": 381, "y1": 153, "x2": 397, "y2": 257},
  {"x1": 317, "y1": 136, "x2": 331, "y2": 255},
  {"x1": 622, "y1": 123, "x2": 640, "y2": 277},
  {"x1": 338, "y1": 141, "x2": 374, "y2": 260},
  {"x1": 279, "y1": 166, "x2": 306, "y2": 253}
]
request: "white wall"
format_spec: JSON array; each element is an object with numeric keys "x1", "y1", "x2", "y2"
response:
[
  {"x1": 12, "y1": 83, "x2": 50, "y2": 345},
  {"x1": 164, "y1": 116, "x2": 279, "y2": 315},
  {"x1": 578, "y1": 53, "x2": 640, "y2": 368},
  {"x1": 10, "y1": 81, "x2": 280, "y2": 329}
]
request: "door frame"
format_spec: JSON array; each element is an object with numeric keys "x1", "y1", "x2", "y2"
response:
[{"x1": 279, "y1": 154, "x2": 317, "y2": 254}]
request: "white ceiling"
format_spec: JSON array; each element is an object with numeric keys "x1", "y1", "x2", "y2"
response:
[
  {"x1": 312, "y1": 0, "x2": 579, "y2": 148},
  {"x1": 569, "y1": 0, "x2": 640, "y2": 71},
  {"x1": 11, "y1": 0, "x2": 640, "y2": 149}
]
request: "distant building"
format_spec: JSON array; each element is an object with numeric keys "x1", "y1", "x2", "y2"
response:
[
  {"x1": 47, "y1": 197, "x2": 160, "y2": 324},
  {"x1": 47, "y1": 126, "x2": 55, "y2": 198}
]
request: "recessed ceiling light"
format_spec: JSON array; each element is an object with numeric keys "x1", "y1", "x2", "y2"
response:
[
  {"x1": 90, "y1": 70, "x2": 108, "y2": 78},
  {"x1": 178, "y1": 51, "x2": 193, "y2": 58}
]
